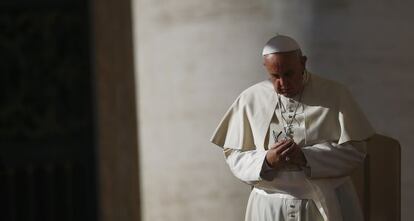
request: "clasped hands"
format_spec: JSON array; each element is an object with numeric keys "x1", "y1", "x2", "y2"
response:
[{"x1": 265, "y1": 139, "x2": 307, "y2": 168}]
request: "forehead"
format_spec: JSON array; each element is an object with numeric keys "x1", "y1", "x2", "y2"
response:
[
  {"x1": 264, "y1": 52, "x2": 301, "y2": 74},
  {"x1": 263, "y1": 52, "x2": 300, "y2": 69}
]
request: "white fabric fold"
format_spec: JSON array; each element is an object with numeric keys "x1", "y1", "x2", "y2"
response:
[
  {"x1": 211, "y1": 72, "x2": 374, "y2": 221},
  {"x1": 224, "y1": 148, "x2": 268, "y2": 185},
  {"x1": 211, "y1": 73, "x2": 374, "y2": 151},
  {"x1": 302, "y1": 141, "x2": 366, "y2": 178}
]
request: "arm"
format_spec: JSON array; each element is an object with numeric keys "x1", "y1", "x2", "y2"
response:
[
  {"x1": 301, "y1": 141, "x2": 366, "y2": 178},
  {"x1": 223, "y1": 140, "x2": 296, "y2": 184},
  {"x1": 223, "y1": 148, "x2": 268, "y2": 185}
]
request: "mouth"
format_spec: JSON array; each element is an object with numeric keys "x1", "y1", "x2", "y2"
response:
[
  {"x1": 276, "y1": 88, "x2": 296, "y2": 97},
  {"x1": 278, "y1": 88, "x2": 291, "y2": 94}
]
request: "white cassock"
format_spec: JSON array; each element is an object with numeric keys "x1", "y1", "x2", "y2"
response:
[{"x1": 210, "y1": 72, "x2": 374, "y2": 221}]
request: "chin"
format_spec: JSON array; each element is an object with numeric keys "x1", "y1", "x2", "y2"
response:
[{"x1": 277, "y1": 90, "x2": 293, "y2": 97}]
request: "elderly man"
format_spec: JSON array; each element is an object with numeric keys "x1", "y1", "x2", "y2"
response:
[{"x1": 210, "y1": 35, "x2": 374, "y2": 221}]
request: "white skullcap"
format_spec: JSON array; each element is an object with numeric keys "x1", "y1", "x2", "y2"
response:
[{"x1": 262, "y1": 35, "x2": 301, "y2": 55}]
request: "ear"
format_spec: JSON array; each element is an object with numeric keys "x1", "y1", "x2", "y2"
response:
[
  {"x1": 263, "y1": 54, "x2": 270, "y2": 66},
  {"x1": 300, "y1": 56, "x2": 307, "y2": 75},
  {"x1": 301, "y1": 56, "x2": 307, "y2": 67}
]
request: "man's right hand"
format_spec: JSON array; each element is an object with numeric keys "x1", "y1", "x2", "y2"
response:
[{"x1": 265, "y1": 139, "x2": 295, "y2": 168}]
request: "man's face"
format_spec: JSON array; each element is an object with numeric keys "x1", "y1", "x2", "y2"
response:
[{"x1": 263, "y1": 51, "x2": 307, "y2": 98}]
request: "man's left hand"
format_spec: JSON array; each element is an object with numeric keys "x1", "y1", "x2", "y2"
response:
[{"x1": 284, "y1": 140, "x2": 307, "y2": 167}]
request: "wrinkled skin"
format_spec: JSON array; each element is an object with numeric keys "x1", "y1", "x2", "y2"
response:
[{"x1": 264, "y1": 51, "x2": 307, "y2": 98}]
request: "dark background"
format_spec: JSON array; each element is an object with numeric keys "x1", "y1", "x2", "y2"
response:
[{"x1": 0, "y1": 0, "x2": 97, "y2": 220}]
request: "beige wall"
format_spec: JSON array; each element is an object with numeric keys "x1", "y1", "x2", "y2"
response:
[{"x1": 133, "y1": 1, "x2": 413, "y2": 220}]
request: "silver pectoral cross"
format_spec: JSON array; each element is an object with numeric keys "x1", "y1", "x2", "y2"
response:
[{"x1": 283, "y1": 125, "x2": 294, "y2": 138}]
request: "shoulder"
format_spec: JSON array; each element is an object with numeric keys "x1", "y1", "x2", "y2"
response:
[
  {"x1": 307, "y1": 72, "x2": 350, "y2": 99},
  {"x1": 238, "y1": 80, "x2": 274, "y2": 101},
  {"x1": 303, "y1": 72, "x2": 354, "y2": 110},
  {"x1": 310, "y1": 73, "x2": 347, "y2": 92},
  {"x1": 227, "y1": 80, "x2": 275, "y2": 111}
]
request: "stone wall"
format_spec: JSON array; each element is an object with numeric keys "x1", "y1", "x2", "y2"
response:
[{"x1": 133, "y1": 1, "x2": 413, "y2": 220}]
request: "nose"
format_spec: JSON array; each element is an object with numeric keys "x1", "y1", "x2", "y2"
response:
[{"x1": 279, "y1": 77, "x2": 288, "y2": 88}]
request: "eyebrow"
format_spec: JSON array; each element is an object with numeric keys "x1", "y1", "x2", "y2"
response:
[{"x1": 271, "y1": 70, "x2": 293, "y2": 77}]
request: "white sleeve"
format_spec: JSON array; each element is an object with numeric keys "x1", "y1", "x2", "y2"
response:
[
  {"x1": 223, "y1": 148, "x2": 271, "y2": 185},
  {"x1": 301, "y1": 141, "x2": 366, "y2": 178}
]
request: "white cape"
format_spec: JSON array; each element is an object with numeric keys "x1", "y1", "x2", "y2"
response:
[{"x1": 211, "y1": 73, "x2": 374, "y2": 220}]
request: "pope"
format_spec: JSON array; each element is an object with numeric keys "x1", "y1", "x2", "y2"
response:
[{"x1": 211, "y1": 35, "x2": 374, "y2": 221}]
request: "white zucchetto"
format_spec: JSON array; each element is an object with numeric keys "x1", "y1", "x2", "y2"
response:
[{"x1": 262, "y1": 35, "x2": 301, "y2": 55}]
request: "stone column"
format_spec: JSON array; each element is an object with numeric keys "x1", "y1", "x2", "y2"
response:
[{"x1": 92, "y1": 0, "x2": 140, "y2": 220}]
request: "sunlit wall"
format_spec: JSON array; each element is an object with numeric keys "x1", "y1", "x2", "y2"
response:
[{"x1": 132, "y1": 1, "x2": 413, "y2": 220}]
